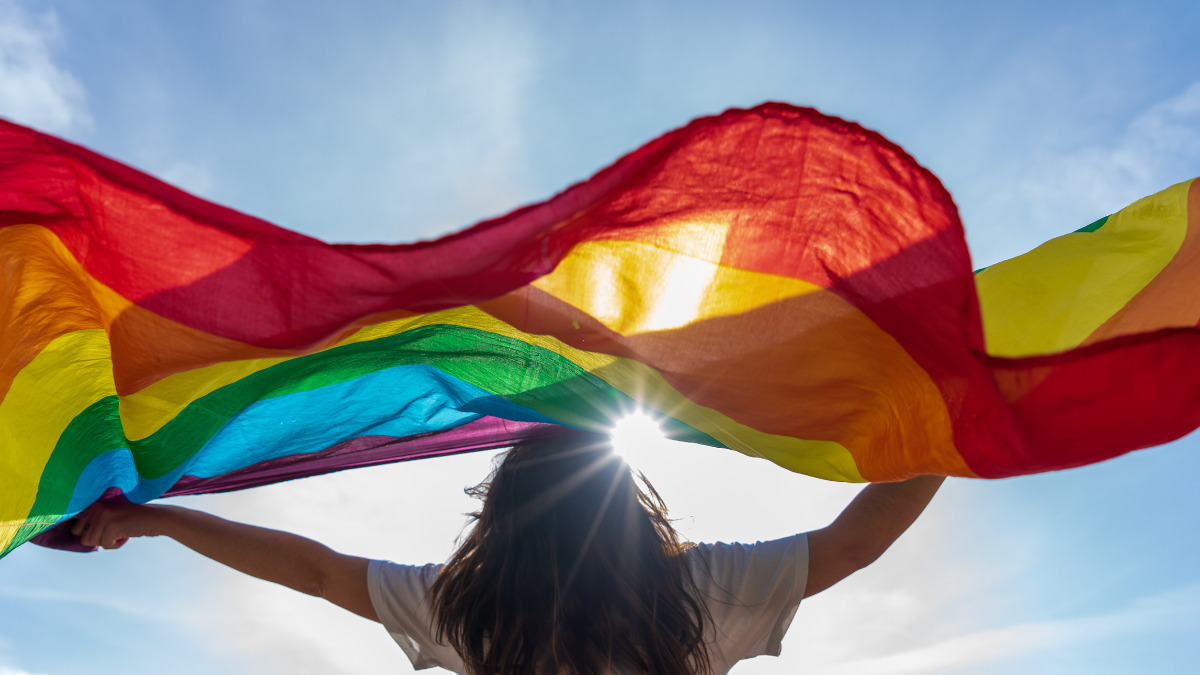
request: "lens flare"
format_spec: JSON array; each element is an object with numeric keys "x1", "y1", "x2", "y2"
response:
[{"x1": 609, "y1": 409, "x2": 668, "y2": 470}]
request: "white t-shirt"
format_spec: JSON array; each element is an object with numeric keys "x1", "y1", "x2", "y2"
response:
[{"x1": 368, "y1": 533, "x2": 809, "y2": 674}]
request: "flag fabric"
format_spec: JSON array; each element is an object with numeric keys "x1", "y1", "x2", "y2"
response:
[{"x1": 1, "y1": 103, "x2": 1197, "y2": 557}]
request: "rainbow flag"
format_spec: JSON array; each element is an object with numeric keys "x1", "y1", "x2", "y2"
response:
[{"x1": 2, "y1": 104, "x2": 1197, "y2": 558}]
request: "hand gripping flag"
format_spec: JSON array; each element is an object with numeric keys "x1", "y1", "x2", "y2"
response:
[{"x1": 1, "y1": 103, "x2": 1197, "y2": 557}]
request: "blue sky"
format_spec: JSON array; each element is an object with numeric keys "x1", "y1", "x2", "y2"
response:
[{"x1": 1, "y1": 1, "x2": 1199, "y2": 673}]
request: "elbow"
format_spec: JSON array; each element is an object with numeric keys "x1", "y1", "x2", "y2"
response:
[
  {"x1": 292, "y1": 561, "x2": 331, "y2": 599},
  {"x1": 303, "y1": 567, "x2": 335, "y2": 599},
  {"x1": 296, "y1": 546, "x2": 348, "y2": 599},
  {"x1": 298, "y1": 579, "x2": 325, "y2": 598}
]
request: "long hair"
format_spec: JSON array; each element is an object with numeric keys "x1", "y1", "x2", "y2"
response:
[{"x1": 429, "y1": 434, "x2": 712, "y2": 675}]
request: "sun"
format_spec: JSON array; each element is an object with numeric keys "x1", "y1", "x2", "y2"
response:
[{"x1": 609, "y1": 409, "x2": 669, "y2": 470}]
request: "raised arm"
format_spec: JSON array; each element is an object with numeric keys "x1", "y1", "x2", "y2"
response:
[
  {"x1": 803, "y1": 475, "x2": 945, "y2": 598},
  {"x1": 71, "y1": 502, "x2": 379, "y2": 621}
]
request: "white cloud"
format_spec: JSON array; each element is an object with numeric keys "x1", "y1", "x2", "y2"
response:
[
  {"x1": 750, "y1": 487, "x2": 1014, "y2": 674},
  {"x1": 0, "y1": 667, "x2": 51, "y2": 675},
  {"x1": 0, "y1": 639, "x2": 49, "y2": 675},
  {"x1": 361, "y1": 1, "x2": 541, "y2": 242},
  {"x1": 0, "y1": 629, "x2": 47, "y2": 675},
  {"x1": 436, "y1": 4, "x2": 536, "y2": 172},
  {"x1": 804, "y1": 583, "x2": 1200, "y2": 674},
  {"x1": 973, "y1": 80, "x2": 1200, "y2": 266},
  {"x1": 0, "y1": 583, "x2": 188, "y2": 625},
  {"x1": 1020, "y1": 80, "x2": 1200, "y2": 228},
  {"x1": 0, "y1": 0, "x2": 89, "y2": 135}
]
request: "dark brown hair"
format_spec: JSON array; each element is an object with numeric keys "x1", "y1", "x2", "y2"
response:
[{"x1": 429, "y1": 434, "x2": 711, "y2": 675}]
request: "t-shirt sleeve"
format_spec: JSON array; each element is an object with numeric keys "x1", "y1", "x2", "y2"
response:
[
  {"x1": 689, "y1": 532, "x2": 809, "y2": 665},
  {"x1": 367, "y1": 559, "x2": 464, "y2": 672}
]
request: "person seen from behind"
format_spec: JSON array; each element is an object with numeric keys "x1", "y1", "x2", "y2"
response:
[{"x1": 72, "y1": 434, "x2": 945, "y2": 674}]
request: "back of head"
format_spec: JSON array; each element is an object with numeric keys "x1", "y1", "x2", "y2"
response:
[{"x1": 430, "y1": 434, "x2": 710, "y2": 675}]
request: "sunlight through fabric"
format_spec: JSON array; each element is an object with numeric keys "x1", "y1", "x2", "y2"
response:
[{"x1": 1, "y1": 104, "x2": 1198, "y2": 558}]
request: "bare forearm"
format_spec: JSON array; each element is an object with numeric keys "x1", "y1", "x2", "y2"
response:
[
  {"x1": 832, "y1": 475, "x2": 945, "y2": 566},
  {"x1": 147, "y1": 505, "x2": 336, "y2": 596},
  {"x1": 75, "y1": 502, "x2": 378, "y2": 620},
  {"x1": 77, "y1": 503, "x2": 339, "y2": 597}
]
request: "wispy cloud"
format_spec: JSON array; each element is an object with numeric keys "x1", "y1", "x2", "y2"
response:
[
  {"x1": 1019, "y1": 80, "x2": 1200, "y2": 229},
  {"x1": 214, "y1": 1, "x2": 547, "y2": 245},
  {"x1": 0, "y1": 582, "x2": 190, "y2": 625},
  {"x1": 0, "y1": 0, "x2": 89, "y2": 135},
  {"x1": 366, "y1": 1, "x2": 542, "y2": 242},
  {"x1": 808, "y1": 583, "x2": 1200, "y2": 674},
  {"x1": 433, "y1": 3, "x2": 538, "y2": 207},
  {"x1": 0, "y1": 626, "x2": 44, "y2": 675},
  {"x1": 972, "y1": 80, "x2": 1200, "y2": 265},
  {"x1": 0, "y1": 666, "x2": 51, "y2": 675},
  {"x1": 763, "y1": 485, "x2": 1020, "y2": 673},
  {"x1": 0, "y1": 638, "x2": 49, "y2": 675}
]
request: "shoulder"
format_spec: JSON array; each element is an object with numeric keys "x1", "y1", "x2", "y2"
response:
[
  {"x1": 367, "y1": 560, "x2": 444, "y2": 614},
  {"x1": 367, "y1": 560, "x2": 464, "y2": 672},
  {"x1": 686, "y1": 532, "x2": 809, "y2": 594},
  {"x1": 687, "y1": 532, "x2": 808, "y2": 560},
  {"x1": 684, "y1": 534, "x2": 810, "y2": 668},
  {"x1": 369, "y1": 559, "x2": 443, "y2": 590}
]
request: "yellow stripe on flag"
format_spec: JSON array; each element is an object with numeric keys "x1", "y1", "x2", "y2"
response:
[
  {"x1": 978, "y1": 180, "x2": 1192, "y2": 357},
  {"x1": 0, "y1": 330, "x2": 116, "y2": 551}
]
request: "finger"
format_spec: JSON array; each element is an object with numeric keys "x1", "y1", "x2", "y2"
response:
[
  {"x1": 80, "y1": 521, "x2": 101, "y2": 548},
  {"x1": 74, "y1": 518, "x2": 92, "y2": 545},
  {"x1": 81, "y1": 512, "x2": 110, "y2": 548},
  {"x1": 100, "y1": 526, "x2": 130, "y2": 549},
  {"x1": 93, "y1": 517, "x2": 125, "y2": 549},
  {"x1": 71, "y1": 509, "x2": 97, "y2": 537},
  {"x1": 71, "y1": 504, "x2": 104, "y2": 539}
]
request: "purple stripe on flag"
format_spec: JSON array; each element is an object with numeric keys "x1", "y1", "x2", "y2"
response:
[
  {"x1": 33, "y1": 418, "x2": 588, "y2": 552},
  {"x1": 165, "y1": 418, "x2": 578, "y2": 496}
]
